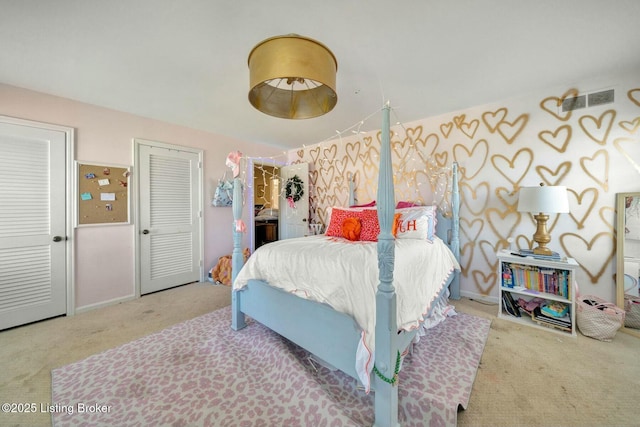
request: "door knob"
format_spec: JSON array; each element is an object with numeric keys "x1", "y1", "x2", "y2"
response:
[
  {"x1": 142, "y1": 229, "x2": 150, "y2": 234},
  {"x1": 52, "y1": 236, "x2": 63, "y2": 242}
]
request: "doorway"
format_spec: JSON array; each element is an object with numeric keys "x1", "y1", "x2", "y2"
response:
[{"x1": 251, "y1": 161, "x2": 281, "y2": 250}]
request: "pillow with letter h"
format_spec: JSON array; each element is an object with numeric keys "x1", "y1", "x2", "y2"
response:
[{"x1": 393, "y1": 205, "x2": 437, "y2": 242}]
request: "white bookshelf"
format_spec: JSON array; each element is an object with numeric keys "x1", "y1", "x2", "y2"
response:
[{"x1": 497, "y1": 250, "x2": 578, "y2": 337}]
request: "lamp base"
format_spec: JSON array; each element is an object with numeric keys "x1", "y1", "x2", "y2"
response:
[
  {"x1": 533, "y1": 246, "x2": 553, "y2": 256},
  {"x1": 519, "y1": 248, "x2": 561, "y2": 260}
]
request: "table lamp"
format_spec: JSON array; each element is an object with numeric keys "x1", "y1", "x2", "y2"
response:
[{"x1": 517, "y1": 183, "x2": 570, "y2": 256}]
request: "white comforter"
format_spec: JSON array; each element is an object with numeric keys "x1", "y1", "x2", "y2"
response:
[{"x1": 233, "y1": 235, "x2": 459, "y2": 389}]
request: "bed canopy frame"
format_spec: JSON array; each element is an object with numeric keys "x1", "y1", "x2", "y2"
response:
[{"x1": 230, "y1": 104, "x2": 460, "y2": 427}]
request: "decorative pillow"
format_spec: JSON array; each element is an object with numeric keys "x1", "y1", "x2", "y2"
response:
[
  {"x1": 326, "y1": 208, "x2": 380, "y2": 241},
  {"x1": 394, "y1": 205, "x2": 437, "y2": 241},
  {"x1": 391, "y1": 213, "x2": 402, "y2": 238},
  {"x1": 342, "y1": 217, "x2": 362, "y2": 241},
  {"x1": 350, "y1": 200, "x2": 376, "y2": 208},
  {"x1": 396, "y1": 201, "x2": 421, "y2": 209}
]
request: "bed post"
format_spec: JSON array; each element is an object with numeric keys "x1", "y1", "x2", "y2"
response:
[
  {"x1": 373, "y1": 104, "x2": 399, "y2": 427},
  {"x1": 231, "y1": 177, "x2": 246, "y2": 330},
  {"x1": 449, "y1": 162, "x2": 461, "y2": 300}
]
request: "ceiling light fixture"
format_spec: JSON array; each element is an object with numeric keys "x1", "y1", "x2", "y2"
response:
[{"x1": 248, "y1": 34, "x2": 337, "y2": 119}]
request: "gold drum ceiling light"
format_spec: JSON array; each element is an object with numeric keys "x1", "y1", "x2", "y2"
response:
[{"x1": 248, "y1": 34, "x2": 337, "y2": 119}]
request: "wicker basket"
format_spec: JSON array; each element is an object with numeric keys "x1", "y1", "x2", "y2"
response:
[
  {"x1": 624, "y1": 294, "x2": 640, "y2": 330},
  {"x1": 576, "y1": 295, "x2": 625, "y2": 341}
]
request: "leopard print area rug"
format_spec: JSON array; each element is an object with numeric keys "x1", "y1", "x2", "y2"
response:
[{"x1": 52, "y1": 306, "x2": 490, "y2": 426}]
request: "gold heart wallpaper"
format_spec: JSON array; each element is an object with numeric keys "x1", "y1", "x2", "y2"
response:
[{"x1": 288, "y1": 73, "x2": 639, "y2": 302}]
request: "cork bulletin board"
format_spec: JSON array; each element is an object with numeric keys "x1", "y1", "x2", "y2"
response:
[{"x1": 76, "y1": 162, "x2": 131, "y2": 226}]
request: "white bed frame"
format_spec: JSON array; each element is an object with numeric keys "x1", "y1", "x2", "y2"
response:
[{"x1": 230, "y1": 105, "x2": 460, "y2": 427}]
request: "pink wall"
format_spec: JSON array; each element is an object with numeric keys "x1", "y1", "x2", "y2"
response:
[{"x1": 0, "y1": 83, "x2": 280, "y2": 310}]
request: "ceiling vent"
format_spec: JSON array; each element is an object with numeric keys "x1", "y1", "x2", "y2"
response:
[{"x1": 561, "y1": 88, "x2": 614, "y2": 112}]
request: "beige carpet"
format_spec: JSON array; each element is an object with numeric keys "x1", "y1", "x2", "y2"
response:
[{"x1": 1, "y1": 282, "x2": 639, "y2": 427}]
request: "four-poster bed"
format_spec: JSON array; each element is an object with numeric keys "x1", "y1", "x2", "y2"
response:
[{"x1": 230, "y1": 105, "x2": 461, "y2": 427}]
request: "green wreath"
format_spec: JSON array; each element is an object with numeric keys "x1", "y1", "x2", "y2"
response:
[{"x1": 285, "y1": 175, "x2": 304, "y2": 202}]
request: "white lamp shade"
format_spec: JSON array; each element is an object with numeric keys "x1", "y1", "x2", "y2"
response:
[{"x1": 517, "y1": 185, "x2": 570, "y2": 214}]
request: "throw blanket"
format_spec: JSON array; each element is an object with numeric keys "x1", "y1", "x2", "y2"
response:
[{"x1": 234, "y1": 235, "x2": 460, "y2": 389}]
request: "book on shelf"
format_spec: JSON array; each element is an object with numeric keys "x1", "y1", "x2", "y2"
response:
[
  {"x1": 503, "y1": 262, "x2": 571, "y2": 299},
  {"x1": 502, "y1": 290, "x2": 521, "y2": 317},
  {"x1": 518, "y1": 248, "x2": 561, "y2": 260},
  {"x1": 532, "y1": 306, "x2": 571, "y2": 328}
]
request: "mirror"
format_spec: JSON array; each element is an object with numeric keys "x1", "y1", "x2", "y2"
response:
[{"x1": 616, "y1": 192, "x2": 640, "y2": 337}]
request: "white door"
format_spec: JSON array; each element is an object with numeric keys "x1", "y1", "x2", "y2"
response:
[
  {"x1": 0, "y1": 120, "x2": 68, "y2": 330},
  {"x1": 137, "y1": 141, "x2": 203, "y2": 294},
  {"x1": 279, "y1": 163, "x2": 309, "y2": 239}
]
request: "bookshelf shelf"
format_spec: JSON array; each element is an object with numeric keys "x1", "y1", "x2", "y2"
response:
[{"x1": 497, "y1": 250, "x2": 578, "y2": 337}]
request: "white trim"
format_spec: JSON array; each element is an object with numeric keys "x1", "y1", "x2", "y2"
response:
[
  {"x1": 0, "y1": 115, "x2": 76, "y2": 316},
  {"x1": 460, "y1": 289, "x2": 499, "y2": 305},
  {"x1": 75, "y1": 294, "x2": 137, "y2": 314},
  {"x1": 132, "y1": 138, "x2": 204, "y2": 296}
]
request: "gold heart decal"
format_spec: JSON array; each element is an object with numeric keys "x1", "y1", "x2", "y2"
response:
[
  {"x1": 319, "y1": 165, "x2": 336, "y2": 188},
  {"x1": 434, "y1": 151, "x2": 448, "y2": 167},
  {"x1": 628, "y1": 88, "x2": 640, "y2": 107},
  {"x1": 560, "y1": 232, "x2": 614, "y2": 284},
  {"x1": 538, "y1": 125, "x2": 572, "y2": 153},
  {"x1": 479, "y1": 239, "x2": 506, "y2": 272},
  {"x1": 460, "y1": 242, "x2": 474, "y2": 278},
  {"x1": 491, "y1": 148, "x2": 534, "y2": 189},
  {"x1": 619, "y1": 117, "x2": 640, "y2": 134},
  {"x1": 459, "y1": 119, "x2": 480, "y2": 140},
  {"x1": 613, "y1": 137, "x2": 640, "y2": 174},
  {"x1": 567, "y1": 188, "x2": 598, "y2": 230},
  {"x1": 345, "y1": 141, "x2": 361, "y2": 166},
  {"x1": 600, "y1": 206, "x2": 615, "y2": 233},
  {"x1": 579, "y1": 109, "x2": 616, "y2": 145},
  {"x1": 580, "y1": 149, "x2": 609, "y2": 191},
  {"x1": 495, "y1": 186, "x2": 519, "y2": 212},
  {"x1": 460, "y1": 181, "x2": 490, "y2": 216},
  {"x1": 415, "y1": 133, "x2": 440, "y2": 163},
  {"x1": 536, "y1": 161, "x2": 571, "y2": 186},
  {"x1": 453, "y1": 115, "x2": 466, "y2": 128},
  {"x1": 460, "y1": 217, "x2": 484, "y2": 242},
  {"x1": 323, "y1": 144, "x2": 337, "y2": 162},
  {"x1": 309, "y1": 169, "x2": 319, "y2": 187},
  {"x1": 405, "y1": 126, "x2": 424, "y2": 145},
  {"x1": 486, "y1": 208, "x2": 522, "y2": 242},
  {"x1": 471, "y1": 270, "x2": 496, "y2": 295},
  {"x1": 539, "y1": 88, "x2": 579, "y2": 121},
  {"x1": 309, "y1": 147, "x2": 320, "y2": 164},
  {"x1": 567, "y1": 188, "x2": 598, "y2": 229},
  {"x1": 440, "y1": 122, "x2": 453, "y2": 138},
  {"x1": 453, "y1": 139, "x2": 489, "y2": 180},
  {"x1": 497, "y1": 113, "x2": 529, "y2": 144},
  {"x1": 392, "y1": 138, "x2": 412, "y2": 166},
  {"x1": 482, "y1": 108, "x2": 507, "y2": 133},
  {"x1": 334, "y1": 158, "x2": 347, "y2": 186}
]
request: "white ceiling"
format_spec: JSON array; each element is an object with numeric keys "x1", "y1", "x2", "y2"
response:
[{"x1": 1, "y1": 1, "x2": 639, "y2": 149}]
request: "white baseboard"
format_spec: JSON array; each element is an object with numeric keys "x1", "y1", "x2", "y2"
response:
[
  {"x1": 75, "y1": 294, "x2": 137, "y2": 314},
  {"x1": 459, "y1": 290, "x2": 499, "y2": 305}
]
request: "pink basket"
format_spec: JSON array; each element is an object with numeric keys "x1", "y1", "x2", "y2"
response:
[{"x1": 576, "y1": 295, "x2": 625, "y2": 342}]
